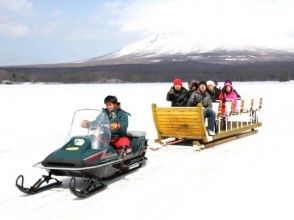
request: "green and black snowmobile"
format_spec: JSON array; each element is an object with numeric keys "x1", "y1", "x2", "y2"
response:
[{"x1": 16, "y1": 109, "x2": 148, "y2": 198}]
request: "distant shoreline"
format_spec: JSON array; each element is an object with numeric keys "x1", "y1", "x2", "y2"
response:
[{"x1": 1, "y1": 60, "x2": 294, "y2": 83}]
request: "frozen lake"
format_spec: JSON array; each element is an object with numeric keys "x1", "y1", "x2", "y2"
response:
[{"x1": 0, "y1": 81, "x2": 294, "y2": 220}]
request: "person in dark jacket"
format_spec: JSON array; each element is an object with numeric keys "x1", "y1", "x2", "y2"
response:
[
  {"x1": 166, "y1": 78, "x2": 189, "y2": 107},
  {"x1": 81, "y1": 95, "x2": 130, "y2": 150},
  {"x1": 211, "y1": 78, "x2": 219, "y2": 88},
  {"x1": 206, "y1": 80, "x2": 221, "y2": 102},
  {"x1": 187, "y1": 81, "x2": 216, "y2": 135},
  {"x1": 188, "y1": 80, "x2": 199, "y2": 96}
]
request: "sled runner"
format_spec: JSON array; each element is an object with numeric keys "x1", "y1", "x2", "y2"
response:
[
  {"x1": 152, "y1": 98, "x2": 262, "y2": 150},
  {"x1": 16, "y1": 109, "x2": 148, "y2": 198}
]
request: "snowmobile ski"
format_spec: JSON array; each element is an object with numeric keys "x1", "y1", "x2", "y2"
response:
[
  {"x1": 69, "y1": 177, "x2": 106, "y2": 198},
  {"x1": 15, "y1": 173, "x2": 62, "y2": 195}
]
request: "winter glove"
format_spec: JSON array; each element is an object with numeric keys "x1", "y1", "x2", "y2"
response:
[
  {"x1": 169, "y1": 87, "x2": 175, "y2": 94},
  {"x1": 81, "y1": 120, "x2": 90, "y2": 128},
  {"x1": 110, "y1": 122, "x2": 121, "y2": 130}
]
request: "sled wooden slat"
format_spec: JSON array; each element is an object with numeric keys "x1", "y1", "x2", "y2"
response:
[
  {"x1": 156, "y1": 122, "x2": 203, "y2": 129},
  {"x1": 154, "y1": 115, "x2": 199, "y2": 119},
  {"x1": 158, "y1": 128, "x2": 204, "y2": 135},
  {"x1": 155, "y1": 117, "x2": 201, "y2": 120},
  {"x1": 155, "y1": 118, "x2": 202, "y2": 124},
  {"x1": 152, "y1": 104, "x2": 208, "y2": 142}
]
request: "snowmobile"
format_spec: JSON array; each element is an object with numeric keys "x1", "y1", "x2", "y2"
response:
[{"x1": 16, "y1": 109, "x2": 148, "y2": 198}]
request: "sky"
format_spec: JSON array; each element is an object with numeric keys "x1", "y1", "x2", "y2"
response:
[{"x1": 0, "y1": 0, "x2": 294, "y2": 66}]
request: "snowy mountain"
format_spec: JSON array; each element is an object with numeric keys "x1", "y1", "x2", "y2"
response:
[
  {"x1": 73, "y1": 31, "x2": 294, "y2": 65},
  {"x1": 2, "y1": 31, "x2": 294, "y2": 82}
]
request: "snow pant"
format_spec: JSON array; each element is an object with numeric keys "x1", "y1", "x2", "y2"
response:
[
  {"x1": 111, "y1": 136, "x2": 130, "y2": 149},
  {"x1": 204, "y1": 108, "x2": 216, "y2": 131}
]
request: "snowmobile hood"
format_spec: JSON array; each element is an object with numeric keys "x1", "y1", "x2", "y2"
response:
[{"x1": 41, "y1": 136, "x2": 116, "y2": 168}]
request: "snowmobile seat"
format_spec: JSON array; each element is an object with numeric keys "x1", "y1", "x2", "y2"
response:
[
  {"x1": 127, "y1": 131, "x2": 147, "y2": 151},
  {"x1": 127, "y1": 131, "x2": 147, "y2": 138}
]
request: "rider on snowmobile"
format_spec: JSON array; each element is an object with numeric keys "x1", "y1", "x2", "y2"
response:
[{"x1": 81, "y1": 95, "x2": 130, "y2": 152}]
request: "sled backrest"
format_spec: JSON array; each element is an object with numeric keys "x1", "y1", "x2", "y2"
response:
[
  {"x1": 212, "y1": 101, "x2": 222, "y2": 118},
  {"x1": 252, "y1": 97, "x2": 263, "y2": 111},
  {"x1": 241, "y1": 98, "x2": 253, "y2": 113},
  {"x1": 258, "y1": 97, "x2": 263, "y2": 111},
  {"x1": 234, "y1": 99, "x2": 242, "y2": 114},
  {"x1": 225, "y1": 100, "x2": 233, "y2": 115},
  {"x1": 152, "y1": 104, "x2": 208, "y2": 141}
]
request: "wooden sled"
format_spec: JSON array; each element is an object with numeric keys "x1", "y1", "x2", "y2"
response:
[{"x1": 151, "y1": 101, "x2": 262, "y2": 150}]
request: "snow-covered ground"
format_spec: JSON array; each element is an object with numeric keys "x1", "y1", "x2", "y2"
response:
[{"x1": 0, "y1": 81, "x2": 294, "y2": 220}]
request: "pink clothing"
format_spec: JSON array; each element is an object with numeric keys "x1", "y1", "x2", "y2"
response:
[
  {"x1": 221, "y1": 82, "x2": 238, "y2": 112},
  {"x1": 224, "y1": 91, "x2": 238, "y2": 111},
  {"x1": 224, "y1": 90, "x2": 238, "y2": 102}
]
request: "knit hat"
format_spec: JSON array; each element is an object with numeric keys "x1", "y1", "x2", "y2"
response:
[
  {"x1": 224, "y1": 80, "x2": 233, "y2": 85},
  {"x1": 173, "y1": 78, "x2": 183, "y2": 86},
  {"x1": 206, "y1": 80, "x2": 215, "y2": 87},
  {"x1": 224, "y1": 81, "x2": 232, "y2": 87},
  {"x1": 198, "y1": 81, "x2": 207, "y2": 87}
]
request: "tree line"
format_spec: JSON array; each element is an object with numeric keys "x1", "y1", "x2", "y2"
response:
[{"x1": 1, "y1": 61, "x2": 294, "y2": 83}]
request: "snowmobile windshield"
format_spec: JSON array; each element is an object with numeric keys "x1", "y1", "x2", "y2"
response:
[{"x1": 67, "y1": 109, "x2": 111, "y2": 149}]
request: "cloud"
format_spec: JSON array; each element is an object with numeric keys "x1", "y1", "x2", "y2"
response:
[
  {"x1": 0, "y1": 18, "x2": 30, "y2": 37},
  {"x1": 106, "y1": 0, "x2": 294, "y2": 50},
  {"x1": 65, "y1": 29, "x2": 112, "y2": 43},
  {"x1": 42, "y1": 23, "x2": 58, "y2": 35},
  {"x1": 0, "y1": 0, "x2": 34, "y2": 15},
  {"x1": 0, "y1": 1, "x2": 34, "y2": 37}
]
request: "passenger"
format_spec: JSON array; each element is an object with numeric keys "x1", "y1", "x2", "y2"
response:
[
  {"x1": 211, "y1": 78, "x2": 219, "y2": 88},
  {"x1": 81, "y1": 95, "x2": 130, "y2": 153},
  {"x1": 166, "y1": 78, "x2": 189, "y2": 107},
  {"x1": 206, "y1": 80, "x2": 221, "y2": 102},
  {"x1": 218, "y1": 81, "x2": 238, "y2": 113},
  {"x1": 224, "y1": 80, "x2": 241, "y2": 98},
  {"x1": 187, "y1": 81, "x2": 216, "y2": 136},
  {"x1": 188, "y1": 80, "x2": 199, "y2": 96}
]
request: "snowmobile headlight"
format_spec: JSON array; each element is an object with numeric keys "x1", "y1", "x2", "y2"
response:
[{"x1": 74, "y1": 138, "x2": 85, "y2": 146}]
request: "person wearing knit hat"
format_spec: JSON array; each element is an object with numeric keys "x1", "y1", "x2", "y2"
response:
[
  {"x1": 206, "y1": 80, "x2": 215, "y2": 87},
  {"x1": 173, "y1": 78, "x2": 183, "y2": 87},
  {"x1": 218, "y1": 80, "x2": 239, "y2": 114},
  {"x1": 224, "y1": 80, "x2": 241, "y2": 98},
  {"x1": 187, "y1": 80, "x2": 216, "y2": 136},
  {"x1": 207, "y1": 80, "x2": 221, "y2": 102},
  {"x1": 166, "y1": 78, "x2": 189, "y2": 107}
]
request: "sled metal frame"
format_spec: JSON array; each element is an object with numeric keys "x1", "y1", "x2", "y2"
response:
[{"x1": 152, "y1": 103, "x2": 262, "y2": 150}]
